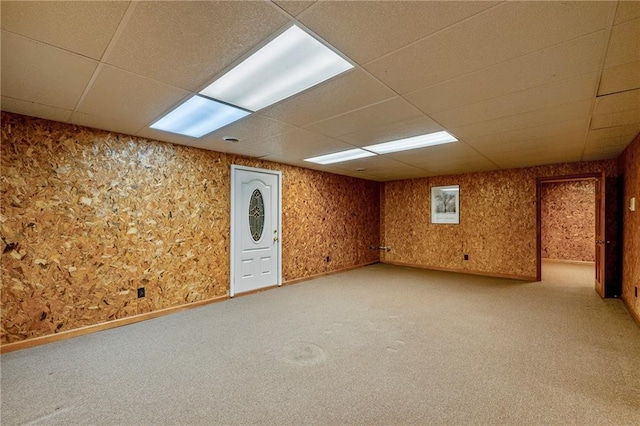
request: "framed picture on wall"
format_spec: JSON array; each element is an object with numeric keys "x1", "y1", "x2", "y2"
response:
[{"x1": 431, "y1": 185, "x2": 460, "y2": 224}]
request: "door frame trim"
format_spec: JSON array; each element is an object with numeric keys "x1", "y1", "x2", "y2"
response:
[
  {"x1": 230, "y1": 165, "x2": 282, "y2": 297},
  {"x1": 535, "y1": 173, "x2": 601, "y2": 283}
]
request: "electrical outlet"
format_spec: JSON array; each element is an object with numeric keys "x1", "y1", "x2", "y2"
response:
[
  {"x1": 137, "y1": 287, "x2": 145, "y2": 298},
  {"x1": 464, "y1": 254, "x2": 469, "y2": 261},
  {"x1": 326, "y1": 256, "x2": 330, "y2": 263}
]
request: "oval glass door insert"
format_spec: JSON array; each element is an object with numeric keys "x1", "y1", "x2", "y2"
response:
[{"x1": 249, "y1": 189, "x2": 265, "y2": 242}]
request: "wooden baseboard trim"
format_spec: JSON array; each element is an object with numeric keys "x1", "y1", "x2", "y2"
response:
[
  {"x1": 382, "y1": 260, "x2": 536, "y2": 282},
  {"x1": 0, "y1": 294, "x2": 229, "y2": 354},
  {"x1": 623, "y1": 297, "x2": 640, "y2": 328},
  {"x1": 283, "y1": 261, "x2": 380, "y2": 287},
  {"x1": 542, "y1": 258, "x2": 595, "y2": 265}
]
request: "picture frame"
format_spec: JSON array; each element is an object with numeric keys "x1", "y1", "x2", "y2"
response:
[{"x1": 431, "y1": 185, "x2": 460, "y2": 224}]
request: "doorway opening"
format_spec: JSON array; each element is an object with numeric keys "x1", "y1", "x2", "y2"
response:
[
  {"x1": 536, "y1": 173, "x2": 606, "y2": 297},
  {"x1": 540, "y1": 178, "x2": 596, "y2": 287}
]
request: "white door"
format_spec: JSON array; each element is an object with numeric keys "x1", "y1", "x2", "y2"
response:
[{"x1": 231, "y1": 165, "x2": 281, "y2": 296}]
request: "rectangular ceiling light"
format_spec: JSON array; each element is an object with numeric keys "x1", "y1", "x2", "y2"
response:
[
  {"x1": 363, "y1": 131, "x2": 458, "y2": 154},
  {"x1": 200, "y1": 25, "x2": 354, "y2": 111},
  {"x1": 304, "y1": 148, "x2": 376, "y2": 165},
  {"x1": 150, "y1": 95, "x2": 250, "y2": 138}
]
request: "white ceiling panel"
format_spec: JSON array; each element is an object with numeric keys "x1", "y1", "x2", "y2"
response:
[
  {"x1": 273, "y1": 1, "x2": 316, "y2": 17},
  {"x1": 464, "y1": 118, "x2": 590, "y2": 150},
  {"x1": 488, "y1": 141, "x2": 585, "y2": 169},
  {"x1": 591, "y1": 109, "x2": 640, "y2": 129},
  {"x1": 450, "y1": 99, "x2": 594, "y2": 140},
  {"x1": 137, "y1": 125, "x2": 270, "y2": 159},
  {"x1": 70, "y1": 111, "x2": 145, "y2": 138},
  {"x1": 472, "y1": 134, "x2": 587, "y2": 158},
  {"x1": 432, "y1": 73, "x2": 598, "y2": 128},
  {"x1": 298, "y1": 1, "x2": 498, "y2": 64},
  {"x1": 587, "y1": 123, "x2": 640, "y2": 143},
  {"x1": 602, "y1": 18, "x2": 640, "y2": 69},
  {"x1": 2, "y1": 1, "x2": 638, "y2": 182},
  {"x1": 304, "y1": 97, "x2": 424, "y2": 138},
  {"x1": 76, "y1": 65, "x2": 191, "y2": 129},
  {"x1": 0, "y1": 1, "x2": 129, "y2": 60},
  {"x1": 260, "y1": 68, "x2": 395, "y2": 127},
  {"x1": 1, "y1": 96, "x2": 72, "y2": 123},
  {"x1": 340, "y1": 116, "x2": 443, "y2": 148},
  {"x1": 106, "y1": 1, "x2": 289, "y2": 90},
  {"x1": 1, "y1": 31, "x2": 98, "y2": 110},
  {"x1": 244, "y1": 128, "x2": 353, "y2": 158},
  {"x1": 598, "y1": 60, "x2": 640, "y2": 95},
  {"x1": 614, "y1": 1, "x2": 640, "y2": 25},
  {"x1": 385, "y1": 141, "x2": 498, "y2": 174},
  {"x1": 205, "y1": 114, "x2": 298, "y2": 147},
  {"x1": 593, "y1": 89, "x2": 640, "y2": 116},
  {"x1": 406, "y1": 32, "x2": 607, "y2": 115},
  {"x1": 365, "y1": 1, "x2": 614, "y2": 94}
]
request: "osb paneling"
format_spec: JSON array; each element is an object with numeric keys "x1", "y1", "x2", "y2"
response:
[
  {"x1": 619, "y1": 133, "x2": 640, "y2": 318},
  {"x1": 541, "y1": 181, "x2": 595, "y2": 262},
  {"x1": 381, "y1": 160, "x2": 618, "y2": 279},
  {"x1": 1, "y1": 112, "x2": 379, "y2": 343}
]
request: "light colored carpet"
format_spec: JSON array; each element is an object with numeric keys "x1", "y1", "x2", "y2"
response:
[{"x1": 1, "y1": 263, "x2": 639, "y2": 425}]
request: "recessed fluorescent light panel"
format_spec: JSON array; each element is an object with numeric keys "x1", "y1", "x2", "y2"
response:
[
  {"x1": 150, "y1": 95, "x2": 250, "y2": 138},
  {"x1": 364, "y1": 131, "x2": 458, "y2": 154},
  {"x1": 305, "y1": 149, "x2": 376, "y2": 165},
  {"x1": 200, "y1": 25, "x2": 354, "y2": 111}
]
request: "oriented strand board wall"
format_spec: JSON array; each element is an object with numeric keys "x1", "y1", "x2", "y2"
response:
[
  {"x1": 541, "y1": 181, "x2": 595, "y2": 262},
  {"x1": 0, "y1": 113, "x2": 380, "y2": 344},
  {"x1": 381, "y1": 161, "x2": 618, "y2": 280},
  {"x1": 619, "y1": 133, "x2": 640, "y2": 321}
]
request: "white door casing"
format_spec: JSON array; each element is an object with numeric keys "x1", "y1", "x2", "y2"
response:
[{"x1": 231, "y1": 165, "x2": 281, "y2": 296}]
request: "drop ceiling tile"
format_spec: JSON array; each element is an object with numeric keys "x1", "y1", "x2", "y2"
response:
[
  {"x1": 0, "y1": 1, "x2": 129, "y2": 59},
  {"x1": 472, "y1": 134, "x2": 587, "y2": 158},
  {"x1": 593, "y1": 89, "x2": 640, "y2": 116},
  {"x1": 583, "y1": 135, "x2": 633, "y2": 160},
  {"x1": 1, "y1": 96, "x2": 72, "y2": 123},
  {"x1": 260, "y1": 68, "x2": 395, "y2": 127},
  {"x1": 1, "y1": 31, "x2": 98, "y2": 110},
  {"x1": 365, "y1": 1, "x2": 614, "y2": 94},
  {"x1": 598, "y1": 60, "x2": 640, "y2": 95},
  {"x1": 205, "y1": 114, "x2": 298, "y2": 147},
  {"x1": 70, "y1": 111, "x2": 145, "y2": 138},
  {"x1": 591, "y1": 109, "x2": 640, "y2": 129},
  {"x1": 341, "y1": 116, "x2": 443, "y2": 148},
  {"x1": 603, "y1": 18, "x2": 640, "y2": 69},
  {"x1": 273, "y1": 1, "x2": 316, "y2": 17},
  {"x1": 463, "y1": 118, "x2": 590, "y2": 149},
  {"x1": 614, "y1": 1, "x2": 640, "y2": 25},
  {"x1": 385, "y1": 141, "x2": 497, "y2": 174},
  {"x1": 586, "y1": 123, "x2": 640, "y2": 143},
  {"x1": 137, "y1": 126, "x2": 270, "y2": 158},
  {"x1": 304, "y1": 97, "x2": 424, "y2": 138},
  {"x1": 298, "y1": 1, "x2": 498, "y2": 64},
  {"x1": 432, "y1": 73, "x2": 598, "y2": 128},
  {"x1": 106, "y1": 1, "x2": 289, "y2": 90},
  {"x1": 450, "y1": 99, "x2": 593, "y2": 139},
  {"x1": 586, "y1": 134, "x2": 637, "y2": 150},
  {"x1": 406, "y1": 32, "x2": 606, "y2": 114},
  {"x1": 76, "y1": 65, "x2": 191, "y2": 130},
  {"x1": 245, "y1": 128, "x2": 355, "y2": 158},
  {"x1": 582, "y1": 149, "x2": 626, "y2": 161},
  {"x1": 488, "y1": 142, "x2": 584, "y2": 169},
  {"x1": 333, "y1": 161, "x2": 433, "y2": 182}
]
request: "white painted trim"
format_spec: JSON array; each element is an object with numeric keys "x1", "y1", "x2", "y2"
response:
[{"x1": 230, "y1": 165, "x2": 282, "y2": 297}]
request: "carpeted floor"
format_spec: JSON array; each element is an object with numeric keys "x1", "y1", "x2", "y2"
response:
[{"x1": 1, "y1": 263, "x2": 639, "y2": 425}]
